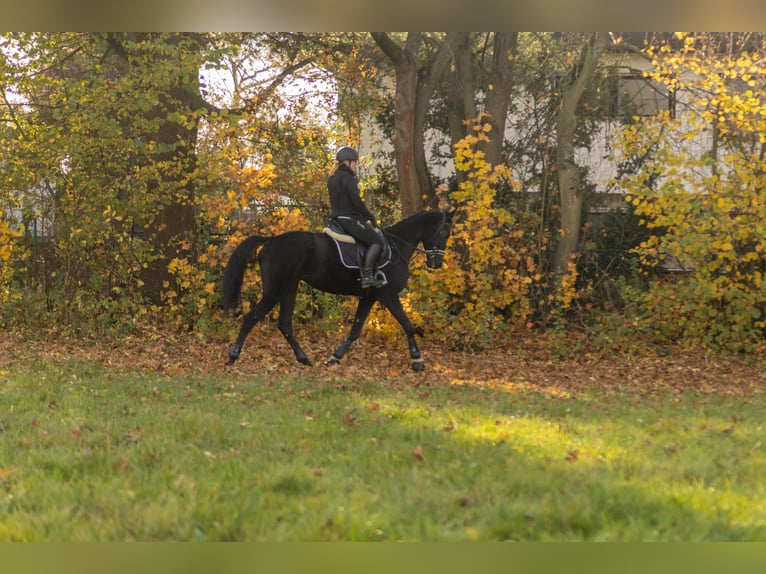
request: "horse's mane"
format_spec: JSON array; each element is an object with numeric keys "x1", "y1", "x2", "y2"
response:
[{"x1": 385, "y1": 209, "x2": 444, "y2": 236}]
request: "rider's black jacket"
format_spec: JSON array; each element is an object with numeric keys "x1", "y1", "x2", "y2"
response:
[{"x1": 327, "y1": 164, "x2": 376, "y2": 223}]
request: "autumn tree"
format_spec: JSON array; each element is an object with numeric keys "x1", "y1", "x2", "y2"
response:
[
  {"x1": 198, "y1": 33, "x2": 355, "y2": 214},
  {"x1": 0, "y1": 33, "x2": 216, "y2": 314},
  {"x1": 613, "y1": 33, "x2": 766, "y2": 350},
  {"x1": 102, "y1": 33, "x2": 211, "y2": 301},
  {"x1": 371, "y1": 32, "x2": 452, "y2": 215},
  {"x1": 0, "y1": 32, "x2": 351, "y2": 328},
  {"x1": 443, "y1": 32, "x2": 519, "y2": 170}
]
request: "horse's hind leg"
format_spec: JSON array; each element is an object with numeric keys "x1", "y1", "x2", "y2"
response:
[
  {"x1": 227, "y1": 295, "x2": 279, "y2": 365},
  {"x1": 326, "y1": 294, "x2": 375, "y2": 365},
  {"x1": 278, "y1": 286, "x2": 311, "y2": 366}
]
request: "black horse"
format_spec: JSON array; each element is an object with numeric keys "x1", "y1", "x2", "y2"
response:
[{"x1": 222, "y1": 208, "x2": 455, "y2": 371}]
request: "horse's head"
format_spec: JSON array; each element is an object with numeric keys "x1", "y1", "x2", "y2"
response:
[{"x1": 423, "y1": 208, "x2": 456, "y2": 269}]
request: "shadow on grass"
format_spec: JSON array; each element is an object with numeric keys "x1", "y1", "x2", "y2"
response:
[
  {"x1": 343, "y1": 389, "x2": 766, "y2": 541},
  {"x1": 2, "y1": 359, "x2": 765, "y2": 541}
]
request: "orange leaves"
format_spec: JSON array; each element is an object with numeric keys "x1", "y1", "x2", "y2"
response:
[{"x1": 199, "y1": 157, "x2": 278, "y2": 235}]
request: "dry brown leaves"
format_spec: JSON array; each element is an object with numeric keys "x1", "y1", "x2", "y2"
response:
[{"x1": 1, "y1": 326, "x2": 763, "y2": 398}]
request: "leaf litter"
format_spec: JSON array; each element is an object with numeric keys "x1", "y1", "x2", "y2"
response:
[{"x1": 0, "y1": 327, "x2": 763, "y2": 399}]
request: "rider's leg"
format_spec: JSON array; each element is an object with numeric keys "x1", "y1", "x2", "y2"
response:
[{"x1": 361, "y1": 242, "x2": 385, "y2": 288}]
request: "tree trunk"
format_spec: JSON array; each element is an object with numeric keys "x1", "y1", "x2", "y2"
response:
[
  {"x1": 143, "y1": 80, "x2": 199, "y2": 303},
  {"x1": 444, "y1": 32, "x2": 517, "y2": 186},
  {"x1": 480, "y1": 32, "x2": 518, "y2": 168},
  {"x1": 371, "y1": 33, "x2": 450, "y2": 215},
  {"x1": 110, "y1": 33, "x2": 203, "y2": 303},
  {"x1": 444, "y1": 32, "x2": 476, "y2": 188},
  {"x1": 552, "y1": 32, "x2": 610, "y2": 276}
]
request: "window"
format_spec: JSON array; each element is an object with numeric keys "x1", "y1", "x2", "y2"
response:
[
  {"x1": 615, "y1": 73, "x2": 673, "y2": 117},
  {"x1": 603, "y1": 69, "x2": 674, "y2": 118}
]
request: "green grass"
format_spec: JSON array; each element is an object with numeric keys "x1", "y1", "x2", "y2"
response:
[{"x1": 1, "y1": 359, "x2": 765, "y2": 541}]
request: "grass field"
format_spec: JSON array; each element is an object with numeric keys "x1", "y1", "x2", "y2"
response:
[{"x1": 1, "y1": 336, "x2": 765, "y2": 541}]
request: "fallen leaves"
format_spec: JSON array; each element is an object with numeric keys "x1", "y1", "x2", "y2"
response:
[
  {"x1": 342, "y1": 410, "x2": 357, "y2": 426},
  {"x1": 113, "y1": 458, "x2": 129, "y2": 473},
  {"x1": 0, "y1": 328, "x2": 763, "y2": 400}
]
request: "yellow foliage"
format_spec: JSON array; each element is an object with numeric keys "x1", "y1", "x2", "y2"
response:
[
  {"x1": 613, "y1": 41, "x2": 766, "y2": 350},
  {"x1": 558, "y1": 260, "x2": 579, "y2": 310},
  {"x1": 0, "y1": 221, "x2": 22, "y2": 261},
  {"x1": 402, "y1": 125, "x2": 535, "y2": 350}
]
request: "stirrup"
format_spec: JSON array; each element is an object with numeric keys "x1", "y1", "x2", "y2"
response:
[{"x1": 361, "y1": 270, "x2": 387, "y2": 289}]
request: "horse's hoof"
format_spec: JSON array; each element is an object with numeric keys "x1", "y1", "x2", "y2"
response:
[
  {"x1": 226, "y1": 358, "x2": 236, "y2": 366},
  {"x1": 228, "y1": 343, "x2": 242, "y2": 365},
  {"x1": 411, "y1": 360, "x2": 425, "y2": 372},
  {"x1": 298, "y1": 356, "x2": 313, "y2": 366},
  {"x1": 325, "y1": 357, "x2": 341, "y2": 367}
]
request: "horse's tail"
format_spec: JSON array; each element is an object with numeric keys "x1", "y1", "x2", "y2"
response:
[{"x1": 222, "y1": 235, "x2": 270, "y2": 312}]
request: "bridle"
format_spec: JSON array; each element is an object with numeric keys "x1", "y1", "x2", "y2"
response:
[{"x1": 385, "y1": 213, "x2": 450, "y2": 264}]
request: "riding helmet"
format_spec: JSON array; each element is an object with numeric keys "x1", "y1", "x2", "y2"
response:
[{"x1": 336, "y1": 147, "x2": 359, "y2": 163}]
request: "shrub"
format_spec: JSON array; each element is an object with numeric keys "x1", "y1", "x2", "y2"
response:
[{"x1": 612, "y1": 37, "x2": 766, "y2": 352}]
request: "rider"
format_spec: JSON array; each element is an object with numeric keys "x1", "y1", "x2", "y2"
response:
[{"x1": 327, "y1": 146, "x2": 387, "y2": 289}]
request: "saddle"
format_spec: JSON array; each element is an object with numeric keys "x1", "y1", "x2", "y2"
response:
[{"x1": 322, "y1": 219, "x2": 392, "y2": 271}]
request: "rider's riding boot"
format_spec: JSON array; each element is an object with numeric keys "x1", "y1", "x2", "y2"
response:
[{"x1": 360, "y1": 243, "x2": 386, "y2": 289}]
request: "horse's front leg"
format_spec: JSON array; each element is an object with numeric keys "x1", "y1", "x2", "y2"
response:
[
  {"x1": 326, "y1": 294, "x2": 375, "y2": 366},
  {"x1": 378, "y1": 293, "x2": 425, "y2": 372}
]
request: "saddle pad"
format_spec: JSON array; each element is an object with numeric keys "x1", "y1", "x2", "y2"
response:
[{"x1": 323, "y1": 228, "x2": 392, "y2": 270}]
